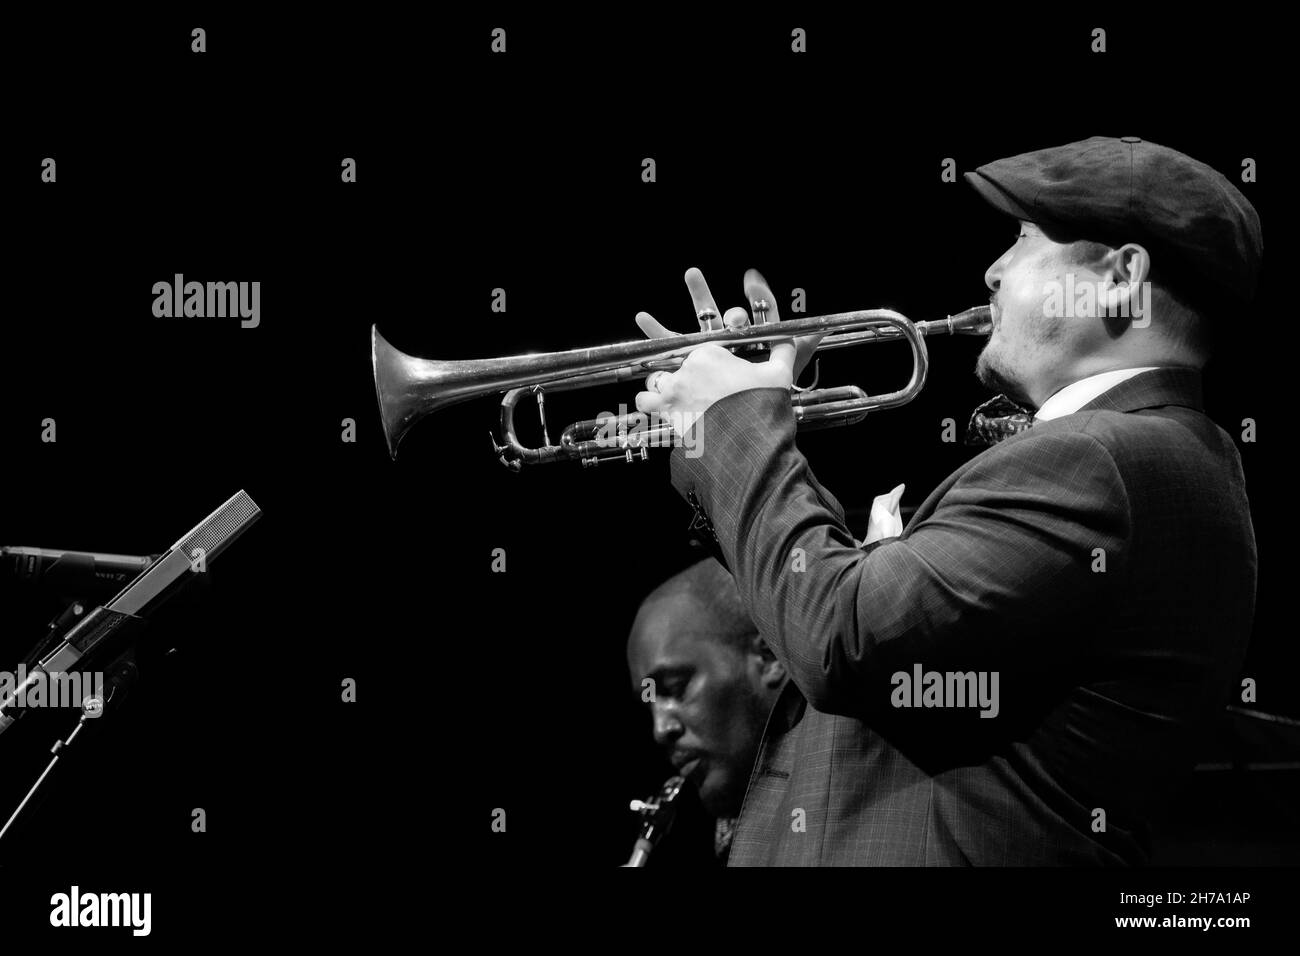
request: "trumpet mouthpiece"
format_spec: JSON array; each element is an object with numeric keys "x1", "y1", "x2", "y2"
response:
[{"x1": 948, "y1": 305, "x2": 993, "y2": 335}]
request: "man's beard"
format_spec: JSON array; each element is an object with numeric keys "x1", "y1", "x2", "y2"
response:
[{"x1": 975, "y1": 345, "x2": 1031, "y2": 405}]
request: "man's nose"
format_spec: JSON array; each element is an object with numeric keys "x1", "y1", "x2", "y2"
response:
[
  {"x1": 985, "y1": 249, "x2": 1009, "y2": 292},
  {"x1": 651, "y1": 703, "x2": 683, "y2": 746}
]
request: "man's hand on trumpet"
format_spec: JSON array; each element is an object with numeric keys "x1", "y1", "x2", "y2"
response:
[{"x1": 634, "y1": 268, "x2": 822, "y2": 438}]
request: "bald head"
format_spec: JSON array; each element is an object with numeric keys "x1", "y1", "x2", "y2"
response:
[{"x1": 637, "y1": 557, "x2": 757, "y2": 653}]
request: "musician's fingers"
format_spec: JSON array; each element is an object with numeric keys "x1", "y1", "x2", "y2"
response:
[
  {"x1": 685, "y1": 267, "x2": 724, "y2": 330},
  {"x1": 766, "y1": 339, "x2": 798, "y2": 383},
  {"x1": 740, "y1": 269, "x2": 794, "y2": 382},
  {"x1": 743, "y1": 268, "x2": 780, "y2": 325},
  {"x1": 635, "y1": 389, "x2": 666, "y2": 415},
  {"x1": 636, "y1": 311, "x2": 679, "y2": 339},
  {"x1": 743, "y1": 268, "x2": 824, "y2": 378},
  {"x1": 646, "y1": 370, "x2": 674, "y2": 393},
  {"x1": 722, "y1": 306, "x2": 751, "y2": 330}
]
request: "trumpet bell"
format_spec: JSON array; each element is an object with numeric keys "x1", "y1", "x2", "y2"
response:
[{"x1": 372, "y1": 327, "x2": 479, "y2": 459}]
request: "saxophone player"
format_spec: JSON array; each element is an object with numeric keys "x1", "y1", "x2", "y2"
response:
[{"x1": 627, "y1": 492, "x2": 904, "y2": 863}]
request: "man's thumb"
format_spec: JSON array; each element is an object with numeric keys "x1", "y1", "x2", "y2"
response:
[{"x1": 766, "y1": 339, "x2": 797, "y2": 385}]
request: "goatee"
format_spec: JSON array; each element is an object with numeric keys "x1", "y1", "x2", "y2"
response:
[{"x1": 976, "y1": 349, "x2": 1031, "y2": 406}]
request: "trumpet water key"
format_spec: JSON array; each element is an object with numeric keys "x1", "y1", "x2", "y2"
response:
[{"x1": 372, "y1": 305, "x2": 991, "y2": 469}]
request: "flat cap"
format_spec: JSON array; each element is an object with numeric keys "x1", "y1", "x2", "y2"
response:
[{"x1": 965, "y1": 136, "x2": 1262, "y2": 303}]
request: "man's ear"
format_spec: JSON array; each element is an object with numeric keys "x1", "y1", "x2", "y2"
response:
[
  {"x1": 760, "y1": 655, "x2": 787, "y2": 689},
  {"x1": 1099, "y1": 243, "x2": 1152, "y2": 323},
  {"x1": 748, "y1": 634, "x2": 786, "y2": 688}
]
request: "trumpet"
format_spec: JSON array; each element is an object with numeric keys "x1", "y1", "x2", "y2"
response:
[{"x1": 372, "y1": 305, "x2": 991, "y2": 468}]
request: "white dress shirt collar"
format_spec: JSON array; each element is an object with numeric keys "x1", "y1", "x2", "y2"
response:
[{"x1": 1033, "y1": 367, "x2": 1162, "y2": 422}]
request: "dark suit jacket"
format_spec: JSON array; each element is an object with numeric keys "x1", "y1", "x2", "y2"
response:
[{"x1": 670, "y1": 368, "x2": 1256, "y2": 865}]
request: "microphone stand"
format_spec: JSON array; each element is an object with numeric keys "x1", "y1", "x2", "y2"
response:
[
  {"x1": 0, "y1": 593, "x2": 102, "y2": 737},
  {"x1": 0, "y1": 490, "x2": 259, "y2": 846},
  {"x1": 0, "y1": 650, "x2": 140, "y2": 847},
  {"x1": 28, "y1": 595, "x2": 95, "y2": 666}
]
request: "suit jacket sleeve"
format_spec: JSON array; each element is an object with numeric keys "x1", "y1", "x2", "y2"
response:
[{"x1": 670, "y1": 387, "x2": 1132, "y2": 716}]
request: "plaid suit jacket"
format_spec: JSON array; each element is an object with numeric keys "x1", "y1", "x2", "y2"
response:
[{"x1": 670, "y1": 368, "x2": 1256, "y2": 865}]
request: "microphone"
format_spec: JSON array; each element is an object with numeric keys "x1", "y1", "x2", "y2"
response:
[
  {"x1": 1, "y1": 547, "x2": 157, "y2": 590},
  {"x1": 0, "y1": 490, "x2": 262, "y2": 736}
]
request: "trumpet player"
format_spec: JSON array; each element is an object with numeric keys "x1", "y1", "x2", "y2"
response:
[{"x1": 633, "y1": 137, "x2": 1261, "y2": 866}]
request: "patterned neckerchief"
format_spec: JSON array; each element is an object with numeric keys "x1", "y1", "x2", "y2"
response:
[{"x1": 965, "y1": 393, "x2": 1035, "y2": 446}]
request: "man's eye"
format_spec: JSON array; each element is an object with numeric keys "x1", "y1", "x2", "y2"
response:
[{"x1": 659, "y1": 677, "x2": 688, "y2": 698}]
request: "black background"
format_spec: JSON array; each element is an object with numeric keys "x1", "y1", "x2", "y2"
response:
[{"x1": 2, "y1": 8, "x2": 1293, "y2": 939}]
